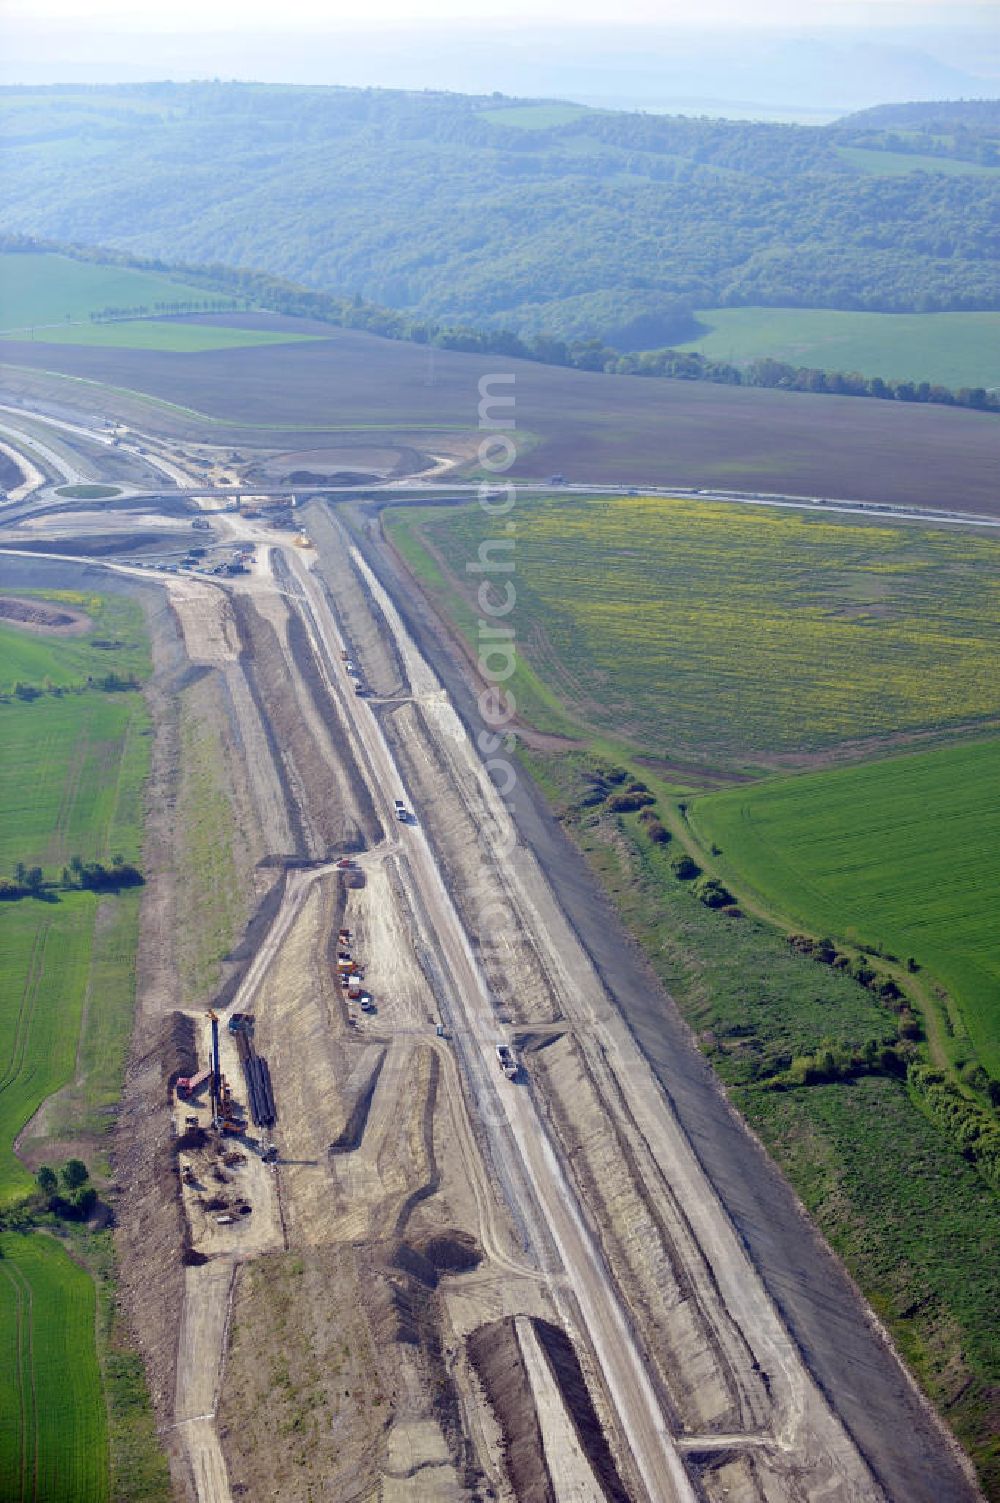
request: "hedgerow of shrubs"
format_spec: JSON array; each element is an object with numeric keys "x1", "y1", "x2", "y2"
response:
[{"x1": 909, "y1": 1063, "x2": 1000, "y2": 1190}]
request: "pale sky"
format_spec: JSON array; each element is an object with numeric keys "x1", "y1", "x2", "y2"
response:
[{"x1": 2, "y1": 0, "x2": 992, "y2": 26}]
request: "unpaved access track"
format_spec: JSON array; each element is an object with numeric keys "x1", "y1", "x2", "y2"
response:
[{"x1": 0, "y1": 447, "x2": 981, "y2": 1503}]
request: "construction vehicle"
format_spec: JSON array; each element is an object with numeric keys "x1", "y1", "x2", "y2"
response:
[
  {"x1": 495, "y1": 1044, "x2": 518, "y2": 1079},
  {"x1": 176, "y1": 1067, "x2": 212, "y2": 1099},
  {"x1": 294, "y1": 533, "x2": 313, "y2": 549},
  {"x1": 228, "y1": 1012, "x2": 253, "y2": 1035},
  {"x1": 208, "y1": 1010, "x2": 222, "y2": 1122},
  {"x1": 394, "y1": 799, "x2": 408, "y2": 822}
]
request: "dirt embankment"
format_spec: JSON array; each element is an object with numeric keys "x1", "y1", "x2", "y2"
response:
[
  {"x1": 533, "y1": 1319, "x2": 632, "y2": 1503},
  {"x1": 0, "y1": 593, "x2": 92, "y2": 634},
  {"x1": 468, "y1": 1318, "x2": 555, "y2": 1503},
  {"x1": 114, "y1": 1011, "x2": 198, "y2": 1420},
  {"x1": 0, "y1": 448, "x2": 27, "y2": 490},
  {"x1": 229, "y1": 589, "x2": 379, "y2": 856}
]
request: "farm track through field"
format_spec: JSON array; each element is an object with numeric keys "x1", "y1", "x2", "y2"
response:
[{"x1": 49, "y1": 732, "x2": 89, "y2": 862}]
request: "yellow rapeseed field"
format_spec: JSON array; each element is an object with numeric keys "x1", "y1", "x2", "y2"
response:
[{"x1": 426, "y1": 495, "x2": 1000, "y2": 758}]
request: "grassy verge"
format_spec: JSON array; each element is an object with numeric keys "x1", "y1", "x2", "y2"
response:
[
  {"x1": 522, "y1": 744, "x2": 1000, "y2": 1494},
  {"x1": 54, "y1": 485, "x2": 121, "y2": 500},
  {"x1": 66, "y1": 1228, "x2": 172, "y2": 1503},
  {"x1": 176, "y1": 694, "x2": 247, "y2": 1004}
]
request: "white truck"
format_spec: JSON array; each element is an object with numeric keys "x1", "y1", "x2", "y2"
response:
[{"x1": 495, "y1": 1044, "x2": 517, "y2": 1080}]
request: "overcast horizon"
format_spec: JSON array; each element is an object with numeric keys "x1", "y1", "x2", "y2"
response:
[{"x1": 2, "y1": 1, "x2": 1000, "y2": 115}]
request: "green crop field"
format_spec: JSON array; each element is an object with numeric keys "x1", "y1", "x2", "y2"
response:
[
  {"x1": 0, "y1": 689, "x2": 149, "y2": 1194},
  {"x1": 690, "y1": 738, "x2": 1000, "y2": 1072},
  {"x1": 837, "y1": 145, "x2": 1000, "y2": 177},
  {"x1": 0, "y1": 587, "x2": 153, "y2": 1498},
  {"x1": 386, "y1": 495, "x2": 1000, "y2": 761},
  {"x1": 15, "y1": 319, "x2": 323, "y2": 353},
  {"x1": 0, "y1": 1232, "x2": 108, "y2": 1502},
  {"x1": 0, "y1": 590, "x2": 151, "y2": 1196},
  {"x1": 0, "y1": 251, "x2": 234, "y2": 335},
  {"x1": 0, "y1": 590, "x2": 150, "y2": 696},
  {"x1": 678, "y1": 307, "x2": 1000, "y2": 390},
  {"x1": 480, "y1": 102, "x2": 591, "y2": 130}
]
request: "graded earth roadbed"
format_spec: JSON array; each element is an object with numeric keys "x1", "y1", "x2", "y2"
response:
[{"x1": 351, "y1": 502, "x2": 981, "y2": 1503}]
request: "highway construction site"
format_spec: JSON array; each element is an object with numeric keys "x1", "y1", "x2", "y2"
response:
[{"x1": 0, "y1": 404, "x2": 983, "y2": 1503}]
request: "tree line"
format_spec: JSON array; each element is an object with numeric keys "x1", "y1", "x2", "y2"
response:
[
  {"x1": 0, "y1": 854, "x2": 143, "y2": 901},
  {"x1": 4, "y1": 232, "x2": 997, "y2": 416}
]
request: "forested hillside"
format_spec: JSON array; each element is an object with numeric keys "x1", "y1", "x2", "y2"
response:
[{"x1": 1, "y1": 84, "x2": 998, "y2": 342}]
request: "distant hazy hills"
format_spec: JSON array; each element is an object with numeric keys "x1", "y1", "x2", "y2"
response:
[
  {"x1": 1, "y1": 84, "x2": 998, "y2": 344},
  {"x1": 3, "y1": 21, "x2": 999, "y2": 118}
]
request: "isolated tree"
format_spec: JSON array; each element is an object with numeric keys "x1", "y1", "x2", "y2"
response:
[
  {"x1": 73, "y1": 1186, "x2": 98, "y2": 1220},
  {"x1": 61, "y1": 1158, "x2": 89, "y2": 1192},
  {"x1": 36, "y1": 1165, "x2": 58, "y2": 1196},
  {"x1": 25, "y1": 868, "x2": 43, "y2": 893}
]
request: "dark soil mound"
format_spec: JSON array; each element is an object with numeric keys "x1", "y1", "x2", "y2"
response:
[
  {"x1": 0, "y1": 597, "x2": 77, "y2": 629},
  {"x1": 533, "y1": 1319, "x2": 630, "y2": 1503},
  {"x1": 414, "y1": 1230, "x2": 482, "y2": 1275},
  {"x1": 467, "y1": 1318, "x2": 554, "y2": 1503}
]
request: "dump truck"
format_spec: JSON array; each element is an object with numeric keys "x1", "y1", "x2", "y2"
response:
[
  {"x1": 394, "y1": 799, "x2": 409, "y2": 822},
  {"x1": 495, "y1": 1044, "x2": 517, "y2": 1079}
]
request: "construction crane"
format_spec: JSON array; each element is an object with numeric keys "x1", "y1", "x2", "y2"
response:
[{"x1": 208, "y1": 1010, "x2": 221, "y2": 1123}]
